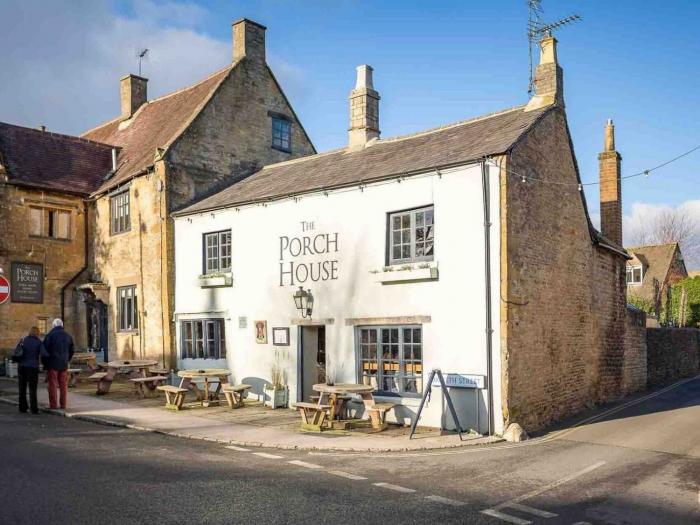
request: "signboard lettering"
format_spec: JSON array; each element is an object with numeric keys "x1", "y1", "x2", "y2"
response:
[
  {"x1": 279, "y1": 221, "x2": 340, "y2": 286},
  {"x1": 10, "y1": 262, "x2": 44, "y2": 304},
  {"x1": 432, "y1": 373, "x2": 486, "y2": 389}
]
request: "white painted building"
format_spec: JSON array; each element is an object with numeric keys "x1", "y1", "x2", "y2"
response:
[{"x1": 172, "y1": 37, "x2": 634, "y2": 435}]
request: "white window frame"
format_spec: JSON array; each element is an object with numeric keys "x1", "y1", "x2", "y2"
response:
[
  {"x1": 355, "y1": 325, "x2": 423, "y2": 397},
  {"x1": 387, "y1": 205, "x2": 434, "y2": 265},
  {"x1": 203, "y1": 230, "x2": 232, "y2": 274},
  {"x1": 626, "y1": 265, "x2": 643, "y2": 285},
  {"x1": 116, "y1": 285, "x2": 138, "y2": 332}
]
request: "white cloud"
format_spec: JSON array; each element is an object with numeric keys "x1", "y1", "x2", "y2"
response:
[{"x1": 0, "y1": 0, "x2": 308, "y2": 135}]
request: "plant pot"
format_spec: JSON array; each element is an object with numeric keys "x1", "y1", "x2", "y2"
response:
[{"x1": 264, "y1": 385, "x2": 288, "y2": 409}]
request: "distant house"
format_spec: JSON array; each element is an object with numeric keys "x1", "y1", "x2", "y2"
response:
[{"x1": 626, "y1": 242, "x2": 688, "y2": 310}]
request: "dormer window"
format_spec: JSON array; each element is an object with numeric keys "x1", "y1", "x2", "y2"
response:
[
  {"x1": 270, "y1": 112, "x2": 292, "y2": 153},
  {"x1": 626, "y1": 265, "x2": 643, "y2": 284}
]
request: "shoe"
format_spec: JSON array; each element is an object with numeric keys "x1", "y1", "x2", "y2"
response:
[
  {"x1": 31, "y1": 410, "x2": 39, "y2": 414},
  {"x1": 19, "y1": 410, "x2": 28, "y2": 414}
]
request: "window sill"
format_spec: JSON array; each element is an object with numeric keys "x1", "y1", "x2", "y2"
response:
[
  {"x1": 271, "y1": 145, "x2": 291, "y2": 154},
  {"x1": 371, "y1": 262, "x2": 438, "y2": 284},
  {"x1": 117, "y1": 330, "x2": 139, "y2": 335},
  {"x1": 29, "y1": 235, "x2": 72, "y2": 243},
  {"x1": 198, "y1": 273, "x2": 233, "y2": 288}
]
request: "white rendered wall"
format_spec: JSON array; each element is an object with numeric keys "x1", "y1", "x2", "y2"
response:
[{"x1": 174, "y1": 163, "x2": 503, "y2": 434}]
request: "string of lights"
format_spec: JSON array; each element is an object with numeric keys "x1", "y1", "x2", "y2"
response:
[{"x1": 487, "y1": 143, "x2": 700, "y2": 190}]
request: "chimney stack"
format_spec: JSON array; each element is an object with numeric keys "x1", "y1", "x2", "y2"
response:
[
  {"x1": 348, "y1": 65, "x2": 380, "y2": 148},
  {"x1": 524, "y1": 35, "x2": 564, "y2": 112},
  {"x1": 599, "y1": 119, "x2": 623, "y2": 246},
  {"x1": 232, "y1": 18, "x2": 266, "y2": 65},
  {"x1": 120, "y1": 74, "x2": 148, "y2": 120}
]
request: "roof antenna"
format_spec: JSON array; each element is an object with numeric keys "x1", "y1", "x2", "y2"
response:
[
  {"x1": 527, "y1": 0, "x2": 581, "y2": 94},
  {"x1": 136, "y1": 48, "x2": 149, "y2": 77}
]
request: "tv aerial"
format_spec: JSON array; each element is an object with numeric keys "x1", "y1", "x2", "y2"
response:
[
  {"x1": 527, "y1": 0, "x2": 581, "y2": 94},
  {"x1": 135, "y1": 48, "x2": 149, "y2": 76}
]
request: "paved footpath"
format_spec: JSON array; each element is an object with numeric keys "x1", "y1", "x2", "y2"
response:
[{"x1": 1, "y1": 375, "x2": 699, "y2": 524}]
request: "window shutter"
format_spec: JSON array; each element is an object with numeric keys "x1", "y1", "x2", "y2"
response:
[
  {"x1": 57, "y1": 211, "x2": 70, "y2": 239},
  {"x1": 29, "y1": 208, "x2": 42, "y2": 236}
]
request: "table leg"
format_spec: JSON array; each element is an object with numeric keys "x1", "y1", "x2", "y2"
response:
[
  {"x1": 202, "y1": 379, "x2": 211, "y2": 407},
  {"x1": 97, "y1": 367, "x2": 118, "y2": 395}
]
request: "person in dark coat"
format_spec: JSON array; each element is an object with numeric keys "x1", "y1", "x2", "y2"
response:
[
  {"x1": 43, "y1": 319, "x2": 75, "y2": 410},
  {"x1": 16, "y1": 327, "x2": 48, "y2": 414}
]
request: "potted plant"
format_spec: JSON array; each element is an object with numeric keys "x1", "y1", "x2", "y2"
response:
[{"x1": 264, "y1": 360, "x2": 288, "y2": 409}]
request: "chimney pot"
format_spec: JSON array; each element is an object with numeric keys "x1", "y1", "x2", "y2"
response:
[
  {"x1": 232, "y1": 18, "x2": 267, "y2": 65},
  {"x1": 599, "y1": 119, "x2": 623, "y2": 246},
  {"x1": 120, "y1": 74, "x2": 148, "y2": 120},
  {"x1": 524, "y1": 36, "x2": 564, "y2": 112},
  {"x1": 348, "y1": 65, "x2": 380, "y2": 148}
]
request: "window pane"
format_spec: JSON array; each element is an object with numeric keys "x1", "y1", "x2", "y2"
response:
[{"x1": 402, "y1": 245, "x2": 410, "y2": 258}]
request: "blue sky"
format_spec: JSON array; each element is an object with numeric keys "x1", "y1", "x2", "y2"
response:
[{"x1": 1, "y1": 0, "x2": 698, "y2": 220}]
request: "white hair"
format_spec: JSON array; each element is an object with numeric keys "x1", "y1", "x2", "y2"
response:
[{"x1": 52, "y1": 318, "x2": 64, "y2": 328}]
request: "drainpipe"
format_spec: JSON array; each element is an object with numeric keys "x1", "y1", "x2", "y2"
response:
[
  {"x1": 480, "y1": 160, "x2": 495, "y2": 436},
  {"x1": 60, "y1": 200, "x2": 89, "y2": 320}
]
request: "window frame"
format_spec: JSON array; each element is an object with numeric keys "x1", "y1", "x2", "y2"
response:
[
  {"x1": 28, "y1": 206, "x2": 72, "y2": 240},
  {"x1": 386, "y1": 205, "x2": 434, "y2": 266},
  {"x1": 202, "y1": 230, "x2": 232, "y2": 275},
  {"x1": 271, "y1": 116, "x2": 292, "y2": 153},
  {"x1": 116, "y1": 285, "x2": 138, "y2": 332},
  {"x1": 626, "y1": 265, "x2": 643, "y2": 285},
  {"x1": 110, "y1": 190, "x2": 131, "y2": 235},
  {"x1": 355, "y1": 324, "x2": 423, "y2": 398},
  {"x1": 180, "y1": 319, "x2": 226, "y2": 360}
]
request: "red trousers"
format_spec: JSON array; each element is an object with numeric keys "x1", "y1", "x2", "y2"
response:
[{"x1": 47, "y1": 369, "x2": 68, "y2": 409}]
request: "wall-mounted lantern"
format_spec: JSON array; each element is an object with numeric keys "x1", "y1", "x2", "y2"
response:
[{"x1": 293, "y1": 286, "x2": 314, "y2": 319}]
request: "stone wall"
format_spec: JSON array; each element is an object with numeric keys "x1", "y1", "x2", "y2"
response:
[
  {"x1": 647, "y1": 327, "x2": 700, "y2": 386},
  {"x1": 500, "y1": 107, "x2": 630, "y2": 432},
  {"x1": 622, "y1": 307, "x2": 647, "y2": 394},
  {"x1": 0, "y1": 183, "x2": 89, "y2": 353}
]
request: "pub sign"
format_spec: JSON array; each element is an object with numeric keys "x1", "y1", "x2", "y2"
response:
[{"x1": 11, "y1": 262, "x2": 44, "y2": 303}]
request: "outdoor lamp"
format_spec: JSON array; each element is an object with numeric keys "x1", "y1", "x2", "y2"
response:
[{"x1": 293, "y1": 286, "x2": 314, "y2": 318}]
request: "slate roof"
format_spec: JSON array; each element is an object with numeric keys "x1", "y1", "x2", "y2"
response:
[
  {"x1": 82, "y1": 64, "x2": 234, "y2": 195},
  {"x1": 177, "y1": 105, "x2": 551, "y2": 214},
  {"x1": 626, "y1": 242, "x2": 681, "y2": 299},
  {"x1": 0, "y1": 122, "x2": 114, "y2": 195}
]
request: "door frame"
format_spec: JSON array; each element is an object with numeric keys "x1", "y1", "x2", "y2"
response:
[{"x1": 296, "y1": 324, "x2": 326, "y2": 403}]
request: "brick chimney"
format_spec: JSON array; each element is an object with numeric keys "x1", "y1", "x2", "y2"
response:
[
  {"x1": 232, "y1": 18, "x2": 266, "y2": 65},
  {"x1": 524, "y1": 35, "x2": 564, "y2": 112},
  {"x1": 348, "y1": 65, "x2": 380, "y2": 148},
  {"x1": 599, "y1": 119, "x2": 623, "y2": 246},
  {"x1": 120, "y1": 74, "x2": 148, "y2": 120}
]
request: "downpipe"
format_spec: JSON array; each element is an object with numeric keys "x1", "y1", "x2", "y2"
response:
[{"x1": 481, "y1": 160, "x2": 495, "y2": 436}]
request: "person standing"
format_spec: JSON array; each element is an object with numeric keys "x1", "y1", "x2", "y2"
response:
[
  {"x1": 15, "y1": 327, "x2": 48, "y2": 414},
  {"x1": 43, "y1": 319, "x2": 75, "y2": 410}
]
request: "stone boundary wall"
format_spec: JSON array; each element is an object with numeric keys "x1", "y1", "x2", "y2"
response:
[
  {"x1": 622, "y1": 307, "x2": 647, "y2": 394},
  {"x1": 647, "y1": 327, "x2": 700, "y2": 386}
]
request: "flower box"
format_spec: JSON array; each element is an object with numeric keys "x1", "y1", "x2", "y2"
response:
[
  {"x1": 264, "y1": 385, "x2": 288, "y2": 409},
  {"x1": 198, "y1": 273, "x2": 233, "y2": 288},
  {"x1": 373, "y1": 263, "x2": 438, "y2": 284}
]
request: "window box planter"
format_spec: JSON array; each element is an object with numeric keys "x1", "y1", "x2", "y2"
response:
[
  {"x1": 198, "y1": 273, "x2": 233, "y2": 288},
  {"x1": 372, "y1": 263, "x2": 438, "y2": 284},
  {"x1": 264, "y1": 385, "x2": 289, "y2": 409}
]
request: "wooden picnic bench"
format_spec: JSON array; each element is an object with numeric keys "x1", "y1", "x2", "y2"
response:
[
  {"x1": 67, "y1": 368, "x2": 83, "y2": 387},
  {"x1": 295, "y1": 402, "x2": 332, "y2": 432},
  {"x1": 363, "y1": 401, "x2": 397, "y2": 431},
  {"x1": 222, "y1": 384, "x2": 252, "y2": 409},
  {"x1": 130, "y1": 375, "x2": 168, "y2": 398},
  {"x1": 157, "y1": 385, "x2": 189, "y2": 410}
]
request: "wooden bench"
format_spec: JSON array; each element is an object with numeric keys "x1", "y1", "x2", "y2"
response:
[
  {"x1": 157, "y1": 385, "x2": 189, "y2": 410},
  {"x1": 365, "y1": 402, "x2": 396, "y2": 431},
  {"x1": 67, "y1": 368, "x2": 83, "y2": 387},
  {"x1": 222, "y1": 384, "x2": 252, "y2": 409},
  {"x1": 149, "y1": 368, "x2": 168, "y2": 376},
  {"x1": 130, "y1": 375, "x2": 168, "y2": 398},
  {"x1": 295, "y1": 402, "x2": 331, "y2": 432},
  {"x1": 88, "y1": 372, "x2": 108, "y2": 381}
]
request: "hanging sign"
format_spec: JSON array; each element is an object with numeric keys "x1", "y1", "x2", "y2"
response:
[
  {"x1": 432, "y1": 373, "x2": 485, "y2": 389},
  {"x1": 10, "y1": 262, "x2": 44, "y2": 304},
  {"x1": 0, "y1": 275, "x2": 10, "y2": 305}
]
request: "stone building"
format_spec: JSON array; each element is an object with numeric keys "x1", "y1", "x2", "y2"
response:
[
  {"x1": 0, "y1": 123, "x2": 113, "y2": 353},
  {"x1": 626, "y1": 242, "x2": 688, "y2": 312},
  {"x1": 75, "y1": 18, "x2": 315, "y2": 365},
  {"x1": 171, "y1": 35, "x2": 646, "y2": 433}
]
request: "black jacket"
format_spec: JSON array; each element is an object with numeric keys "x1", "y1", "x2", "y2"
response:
[
  {"x1": 16, "y1": 335, "x2": 48, "y2": 369},
  {"x1": 43, "y1": 326, "x2": 75, "y2": 371}
]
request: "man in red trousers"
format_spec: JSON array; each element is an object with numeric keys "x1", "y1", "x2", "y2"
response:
[{"x1": 43, "y1": 319, "x2": 75, "y2": 410}]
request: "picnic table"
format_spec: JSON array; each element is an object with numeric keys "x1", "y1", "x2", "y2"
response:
[
  {"x1": 177, "y1": 369, "x2": 231, "y2": 407},
  {"x1": 310, "y1": 383, "x2": 396, "y2": 431},
  {"x1": 90, "y1": 360, "x2": 159, "y2": 396},
  {"x1": 70, "y1": 352, "x2": 98, "y2": 370}
]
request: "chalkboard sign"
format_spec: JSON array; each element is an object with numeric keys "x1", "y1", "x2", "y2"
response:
[{"x1": 11, "y1": 262, "x2": 43, "y2": 303}]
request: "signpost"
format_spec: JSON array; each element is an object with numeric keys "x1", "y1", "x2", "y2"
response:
[
  {"x1": 10, "y1": 262, "x2": 44, "y2": 303},
  {"x1": 409, "y1": 369, "x2": 467, "y2": 440},
  {"x1": 0, "y1": 275, "x2": 10, "y2": 305}
]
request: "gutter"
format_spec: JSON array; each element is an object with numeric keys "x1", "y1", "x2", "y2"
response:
[
  {"x1": 60, "y1": 200, "x2": 89, "y2": 320},
  {"x1": 480, "y1": 159, "x2": 495, "y2": 436}
]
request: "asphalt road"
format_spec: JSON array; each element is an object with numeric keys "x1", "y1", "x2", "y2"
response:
[{"x1": 1, "y1": 377, "x2": 699, "y2": 525}]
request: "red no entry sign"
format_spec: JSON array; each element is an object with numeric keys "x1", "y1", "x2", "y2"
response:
[{"x1": 0, "y1": 275, "x2": 10, "y2": 305}]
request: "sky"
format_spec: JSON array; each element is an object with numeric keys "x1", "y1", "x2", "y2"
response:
[{"x1": 0, "y1": 0, "x2": 698, "y2": 264}]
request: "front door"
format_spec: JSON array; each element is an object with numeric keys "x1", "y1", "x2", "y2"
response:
[
  {"x1": 299, "y1": 326, "x2": 325, "y2": 402},
  {"x1": 87, "y1": 300, "x2": 108, "y2": 361}
]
